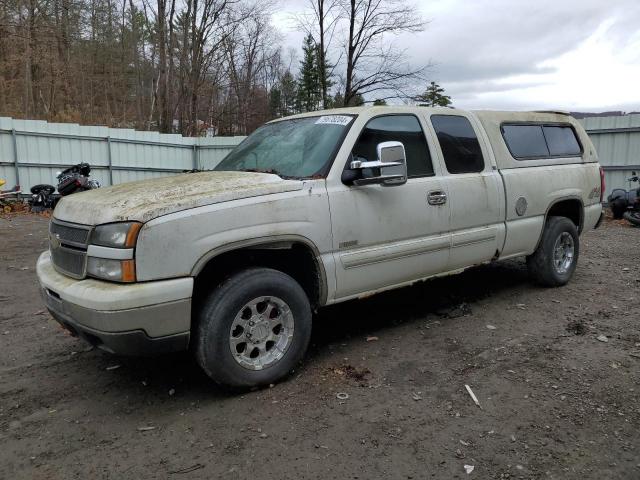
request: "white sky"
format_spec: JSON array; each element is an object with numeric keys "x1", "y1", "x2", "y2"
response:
[{"x1": 271, "y1": 0, "x2": 640, "y2": 111}]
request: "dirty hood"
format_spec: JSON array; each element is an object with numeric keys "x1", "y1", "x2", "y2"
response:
[{"x1": 53, "y1": 171, "x2": 304, "y2": 225}]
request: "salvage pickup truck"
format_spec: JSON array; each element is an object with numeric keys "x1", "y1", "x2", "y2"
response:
[{"x1": 37, "y1": 107, "x2": 604, "y2": 387}]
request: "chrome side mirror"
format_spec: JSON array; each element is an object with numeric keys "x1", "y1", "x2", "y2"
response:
[{"x1": 349, "y1": 141, "x2": 408, "y2": 186}]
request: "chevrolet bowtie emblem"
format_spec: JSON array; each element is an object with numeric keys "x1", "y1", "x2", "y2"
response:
[{"x1": 50, "y1": 233, "x2": 61, "y2": 249}]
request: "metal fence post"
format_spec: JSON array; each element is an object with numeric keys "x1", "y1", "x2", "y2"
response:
[
  {"x1": 192, "y1": 143, "x2": 198, "y2": 170},
  {"x1": 11, "y1": 128, "x2": 20, "y2": 187},
  {"x1": 106, "y1": 136, "x2": 114, "y2": 186}
]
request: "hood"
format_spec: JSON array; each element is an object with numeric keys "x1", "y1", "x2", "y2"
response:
[{"x1": 53, "y1": 171, "x2": 304, "y2": 225}]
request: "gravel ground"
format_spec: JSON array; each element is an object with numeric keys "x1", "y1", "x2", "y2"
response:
[{"x1": 1, "y1": 213, "x2": 639, "y2": 480}]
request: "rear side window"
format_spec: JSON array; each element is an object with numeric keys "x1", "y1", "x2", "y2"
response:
[
  {"x1": 352, "y1": 115, "x2": 434, "y2": 177},
  {"x1": 431, "y1": 115, "x2": 484, "y2": 174},
  {"x1": 502, "y1": 123, "x2": 582, "y2": 159},
  {"x1": 543, "y1": 125, "x2": 581, "y2": 156}
]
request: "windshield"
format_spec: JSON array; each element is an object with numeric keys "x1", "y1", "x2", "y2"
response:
[{"x1": 214, "y1": 115, "x2": 354, "y2": 178}]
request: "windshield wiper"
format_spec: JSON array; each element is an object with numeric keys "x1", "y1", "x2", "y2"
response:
[{"x1": 238, "y1": 168, "x2": 296, "y2": 180}]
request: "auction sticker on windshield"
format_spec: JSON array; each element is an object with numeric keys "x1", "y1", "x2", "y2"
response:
[{"x1": 315, "y1": 115, "x2": 352, "y2": 126}]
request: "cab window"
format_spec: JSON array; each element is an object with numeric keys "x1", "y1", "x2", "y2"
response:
[
  {"x1": 351, "y1": 115, "x2": 434, "y2": 177},
  {"x1": 431, "y1": 115, "x2": 485, "y2": 174}
]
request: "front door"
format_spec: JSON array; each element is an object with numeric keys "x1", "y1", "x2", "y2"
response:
[{"x1": 327, "y1": 114, "x2": 451, "y2": 300}]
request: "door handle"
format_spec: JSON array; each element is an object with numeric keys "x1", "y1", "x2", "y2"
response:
[{"x1": 427, "y1": 191, "x2": 447, "y2": 205}]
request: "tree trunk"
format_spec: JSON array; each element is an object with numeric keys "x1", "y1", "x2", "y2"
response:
[
  {"x1": 318, "y1": 0, "x2": 327, "y2": 109},
  {"x1": 344, "y1": 0, "x2": 356, "y2": 107}
]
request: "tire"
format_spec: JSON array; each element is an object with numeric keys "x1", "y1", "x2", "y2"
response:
[
  {"x1": 194, "y1": 268, "x2": 312, "y2": 389},
  {"x1": 623, "y1": 211, "x2": 640, "y2": 227},
  {"x1": 610, "y1": 199, "x2": 627, "y2": 219},
  {"x1": 526, "y1": 216, "x2": 580, "y2": 287},
  {"x1": 30, "y1": 184, "x2": 55, "y2": 195}
]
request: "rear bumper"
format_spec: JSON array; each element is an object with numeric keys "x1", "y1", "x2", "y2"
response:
[
  {"x1": 584, "y1": 203, "x2": 604, "y2": 231},
  {"x1": 36, "y1": 251, "x2": 193, "y2": 356},
  {"x1": 594, "y1": 209, "x2": 604, "y2": 229}
]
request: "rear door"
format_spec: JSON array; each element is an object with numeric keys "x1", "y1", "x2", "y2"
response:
[{"x1": 427, "y1": 113, "x2": 505, "y2": 270}]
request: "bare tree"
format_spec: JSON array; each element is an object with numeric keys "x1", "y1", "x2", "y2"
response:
[
  {"x1": 0, "y1": 0, "x2": 430, "y2": 133},
  {"x1": 184, "y1": 0, "x2": 231, "y2": 135},
  {"x1": 221, "y1": 2, "x2": 280, "y2": 134},
  {"x1": 340, "y1": 0, "x2": 426, "y2": 106}
]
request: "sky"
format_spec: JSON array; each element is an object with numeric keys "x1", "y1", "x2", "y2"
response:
[{"x1": 271, "y1": 0, "x2": 640, "y2": 112}]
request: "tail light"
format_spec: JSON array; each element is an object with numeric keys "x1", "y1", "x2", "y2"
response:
[{"x1": 599, "y1": 166, "x2": 605, "y2": 203}]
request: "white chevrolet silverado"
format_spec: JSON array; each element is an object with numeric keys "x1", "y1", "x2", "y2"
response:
[{"x1": 36, "y1": 107, "x2": 604, "y2": 387}]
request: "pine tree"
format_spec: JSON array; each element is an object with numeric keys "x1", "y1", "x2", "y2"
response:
[
  {"x1": 330, "y1": 92, "x2": 363, "y2": 107},
  {"x1": 316, "y1": 43, "x2": 333, "y2": 110},
  {"x1": 280, "y1": 70, "x2": 298, "y2": 116},
  {"x1": 297, "y1": 34, "x2": 321, "y2": 112},
  {"x1": 415, "y1": 82, "x2": 452, "y2": 107},
  {"x1": 269, "y1": 87, "x2": 282, "y2": 118}
]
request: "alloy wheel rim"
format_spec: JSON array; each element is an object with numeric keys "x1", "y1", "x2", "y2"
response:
[
  {"x1": 229, "y1": 296, "x2": 294, "y2": 370},
  {"x1": 553, "y1": 232, "x2": 574, "y2": 274}
]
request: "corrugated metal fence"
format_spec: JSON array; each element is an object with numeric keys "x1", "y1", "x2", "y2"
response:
[
  {"x1": 2, "y1": 114, "x2": 638, "y2": 200},
  {"x1": 0, "y1": 117, "x2": 245, "y2": 194},
  {"x1": 579, "y1": 114, "x2": 640, "y2": 198}
]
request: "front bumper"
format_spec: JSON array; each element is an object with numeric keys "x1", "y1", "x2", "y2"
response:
[{"x1": 37, "y1": 251, "x2": 193, "y2": 356}]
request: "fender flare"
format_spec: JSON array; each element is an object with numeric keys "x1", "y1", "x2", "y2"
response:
[
  {"x1": 190, "y1": 234, "x2": 329, "y2": 306},
  {"x1": 532, "y1": 196, "x2": 584, "y2": 253}
]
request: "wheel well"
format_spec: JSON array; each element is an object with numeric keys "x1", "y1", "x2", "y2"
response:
[
  {"x1": 547, "y1": 199, "x2": 583, "y2": 233},
  {"x1": 193, "y1": 242, "x2": 323, "y2": 309}
]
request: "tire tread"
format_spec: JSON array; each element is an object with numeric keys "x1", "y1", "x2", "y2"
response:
[{"x1": 526, "y1": 216, "x2": 579, "y2": 287}]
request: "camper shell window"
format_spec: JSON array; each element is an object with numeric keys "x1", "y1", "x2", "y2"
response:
[{"x1": 501, "y1": 123, "x2": 583, "y2": 160}]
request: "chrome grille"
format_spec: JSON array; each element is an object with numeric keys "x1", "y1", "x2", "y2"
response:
[
  {"x1": 50, "y1": 219, "x2": 91, "y2": 279},
  {"x1": 51, "y1": 246, "x2": 87, "y2": 278},
  {"x1": 50, "y1": 221, "x2": 91, "y2": 245}
]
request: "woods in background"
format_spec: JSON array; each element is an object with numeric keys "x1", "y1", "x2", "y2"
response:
[{"x1": 0, "y1": 0, "x2": 433, "y2": 135}]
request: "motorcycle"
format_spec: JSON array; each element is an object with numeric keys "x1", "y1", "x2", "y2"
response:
[
  {"x1": 28, "y1": 184, "x2": 57, "y2": 212},
  {"x1": 56, "y1": 162, "x2": 101, "y2": 196},
  {"x1": 26, "y1": 162, "x2": 100, "y2": 212},
  {"x1": 608, "y1": 171, "x2": 640, "y2": 226}
]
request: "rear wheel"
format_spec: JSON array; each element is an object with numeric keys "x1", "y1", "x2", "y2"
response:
[
  {"x1": 526, "y1": 216, "x2": 580, "y2": 287},
  {"x1": 195, "y1": 268, "x2": 312, "y2": 389},
  {"x1": 623, "y1": 211, "x2": 640, "y2": 227}
]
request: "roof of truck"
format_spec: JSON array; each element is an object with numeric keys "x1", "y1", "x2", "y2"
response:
[{"x1": 277, "y1": 106, "x2": 575, "y2": 123}]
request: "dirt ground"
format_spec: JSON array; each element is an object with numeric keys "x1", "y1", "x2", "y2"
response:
[{"x1": 1, "y1": 213, "x2": 639, "y2": 480}]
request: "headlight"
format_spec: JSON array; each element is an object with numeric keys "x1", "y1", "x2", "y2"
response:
[
  {"x1": 91, "y1": 222, "x2": 142, "y2": 248},
  {"x1": 87, "y1": 221, "x2": 141, "y2": 282},
  {"x1": 87, "y1": 257, "x2": 136, "y2": 283}
]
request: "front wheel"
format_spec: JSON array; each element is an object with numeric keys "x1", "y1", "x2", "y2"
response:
[
  {"x1": 623, "y1": 211, "x2": 640, "y2": 227},
  {"x1": 195, "y1": 268, "x2": 312, "y2": 389},
  {"x1": 526, "y1": 216, "x2": 580, "y2": 287}
]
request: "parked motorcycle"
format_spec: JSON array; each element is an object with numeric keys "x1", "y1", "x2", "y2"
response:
[
  {"x1": 56, "y1": 162, "x2": 101, "y2": 196},
  {"x1": 26, "y1": 162, "x2": 100, "y2": 212},
  {"x1": 28, "y1": 184, "x2": 57, "y2": 212},
  {"x1": 608, "y1": 171, "x2": 640, "y2": 226}
]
